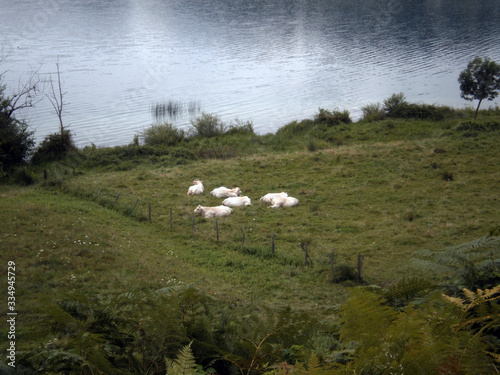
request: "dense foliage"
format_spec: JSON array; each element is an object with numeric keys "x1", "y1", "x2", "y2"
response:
[
  {"x1": 0, "y1": 84, "x2": 35, "y2": 174},
  {"x1": 31, "y1": 129, "x2": 75, "y2": 165},
  {"x1": 458, "y1": 56, "x2": 500, "y2": 119}
]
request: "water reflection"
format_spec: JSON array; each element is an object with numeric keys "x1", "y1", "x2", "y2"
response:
[{"x1": 1, "y1": 0, "x2": 499, "y2": 147}]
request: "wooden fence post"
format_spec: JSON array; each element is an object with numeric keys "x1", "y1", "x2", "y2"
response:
[
  {"x1": 242, "y1": 225, "x2": 246, "y2": 245},
  {"x1": 304, "y1": 243, "x2": 309, "y2": 266},
  {"x1": 192, "y1": 215, "x2": 195, "y2": 233},
  {"x1": 271, "y1": 232, "x2": 275, "y2": 255},
  {"x1": 357, "y1": 254, "x2": 364, "y2": 283},
  {"x1": 302, "y1": 243, "x2": 312, "y2": 266},
  {"x1": 215, "y1": 219, "x2": 219, "y2": 241},
  {"x1": 330, "y1": 248, "x2": 335, "y2": 272}
]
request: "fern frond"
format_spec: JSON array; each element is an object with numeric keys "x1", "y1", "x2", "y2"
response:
[
  {"x1": 442, "y1": 294, "x2": 465, "y2": 308},
  {"x1": 461, "y1": 285, "x2": 500, "y2": 310},
  {"x1": 462, "y1": 288, "x2": 478, "y2": 305},
  {"x1": 307, "y1": 353, "x2": 324, "y2": 375},
  {"x1": 383, "y1": 277, "x2": 435, "y2": 308},
  {"x1": 166, "y1": 342, "x2": 198, "y2": 375},
  {"x1": 485, "y1": 350, "x2": 500, "y2": 362}
]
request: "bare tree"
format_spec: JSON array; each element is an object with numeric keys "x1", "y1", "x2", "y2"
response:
[
  {"x1": 2, "y1": 67, "x2": 42, "y2": 119},
  {"x1": 46, "y1": 60, "x2": 67, "y2": 134}
]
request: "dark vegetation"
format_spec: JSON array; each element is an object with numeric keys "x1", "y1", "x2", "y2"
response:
[{"x1": 1, "y1": 79, "x2": 500, "y2": 373}]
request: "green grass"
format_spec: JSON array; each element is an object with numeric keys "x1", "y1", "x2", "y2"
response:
[{"x1": 1, "y1": 110, "x2": 499, "y2": 371}]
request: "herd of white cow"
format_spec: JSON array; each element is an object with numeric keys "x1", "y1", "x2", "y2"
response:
[{"x1": 187, "y1": 179, "x2": 299, "y2": 218}]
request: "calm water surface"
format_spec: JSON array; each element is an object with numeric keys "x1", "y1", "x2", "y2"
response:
[{"x1": 2, "y1": 0, "x2": 499, "y2": 147}]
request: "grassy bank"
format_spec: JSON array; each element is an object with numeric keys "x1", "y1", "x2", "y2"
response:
[{"x1": 1, "y1": 108, "x2": 500, "y2": 373}]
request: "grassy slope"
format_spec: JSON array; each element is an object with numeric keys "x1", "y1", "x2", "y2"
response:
[{"x1": 1, "y1": 116, "x2": 499, "y2": 347}]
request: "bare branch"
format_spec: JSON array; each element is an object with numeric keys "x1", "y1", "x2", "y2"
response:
[{"x1": 3, "y1": 66, "x2": 43, "y2": 118}]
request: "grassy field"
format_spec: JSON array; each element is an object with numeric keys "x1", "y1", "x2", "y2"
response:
[{"x1": 1, "y1": 109, "x2": 499, "y2": 372}]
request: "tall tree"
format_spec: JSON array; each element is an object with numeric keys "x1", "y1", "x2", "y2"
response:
[{"x1": 458, "y1": 56, "x2": 500, "y2": 120}]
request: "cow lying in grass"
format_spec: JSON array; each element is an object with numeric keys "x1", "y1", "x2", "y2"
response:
[
  {"x1": 222, "y1": 196, "x2": 251, "y2": 207},
  {"x1": 260, "y1": 192, "x2": 288, "y2": 203},
  {"x1": 187, "y1": 179, "x2": 204, "y2": 195},
  {"x1": 269, "y1": 196, "x2": 299, "y2": 208},
  {"x1": 194, "y1": 205, "x2": 232, "y2": 218},
  {"x1": 210, "y1": 187, "x2": 242, "y2": 198}
]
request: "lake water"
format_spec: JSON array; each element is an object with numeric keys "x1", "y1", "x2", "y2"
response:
[{"x1": 2, "y1": 0, "x2": 499, "y2": 147}]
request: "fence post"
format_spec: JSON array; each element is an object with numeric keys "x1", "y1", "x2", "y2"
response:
[
  {"x1": 115, "y1": 193, "x2": 120, "y2": 203},
  {"x1": 133, "y1": 198, "x2": 139, "y2": 211},
  {"x1": 330, "y1": 248, "x2": 335, "y2": 272},
  {"x1": 271, "y1": 232, "x2": 275, "y2": 255},
  {"x1": 357, "y1": 254, "x2": 364, "y2": 283},
  {"x1": 192, "y1": 215, "x2": 195, "y2": 233},
  {"x1": 304, "y1": 243, "x2": 309, "y2": 266},
  {"x1": 215, "y1": 219, "x2": 219, "y2": 241},
  {"x1": 301, "y1": 243, "x2": 312, "y2": 266},
  {"x1": 242, "y1": 225, "x2": 246, "y2": 245}
]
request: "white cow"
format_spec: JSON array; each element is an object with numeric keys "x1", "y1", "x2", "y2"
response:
[
  {"x1": 269, "y1": 196, "x2": 299, "y2": 208},
  {"x1": 260, "y1": 192, "x2": 288, "y2": 203},
  {"x1": 222, "y1": 196, "x2": 251, "y2": 207},
  {"x1": 187, "y1": 179, "x2": 204, "y2": 195},
  {"x1": 210, "y1": 187, "x2": 242, "y2": 198},
  {"x1": 194, "y1": 205, "x2": 232, "y2": 218}
]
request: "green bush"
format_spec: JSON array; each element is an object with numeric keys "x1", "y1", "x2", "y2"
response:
[
  {"x1": 331, "y1": 264, "x2": 358, "y2": 283},
  {"x1": 383, "y1": 92, "x2": 408, "y2": 117},
  {"x1": 456, "y1": 120, "x2": 500, "y2": 132},
  {"x1": 12, "y1": 167, "x2": 36, "y2": 185},
  {"x1": 31, "y1": 130, "x2": 75, "y2": 164},
  {"x1": 0, "y1": 118, "x2": 35, "y2": 174},
  {"x1": 190, "y1": 113, "x2": 226, "y2": 138},
  {"x1": 314, "y1": 108, "x2": 352, "y2": 126},
  {"x1": 0, "y1": 83, "x2": 35, "y2": 173},
  {"x1": 383, "y1": 93, "x2": 456, "y2": 120},
  {"x1": 141, "y1": 122, "x2": 186, "y2": 146},
  {"x1": 391, "y1": 103, "x2": 455, "y2": 120},
  {"x1": 361, "y1": 102, "x2": 386, "y2": 122},
  {"x1": 226, "y1": 118, "x2": 255, "y2": 135}
]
